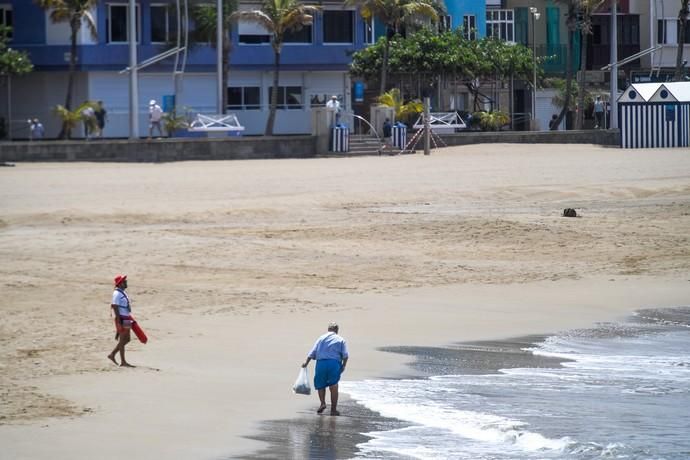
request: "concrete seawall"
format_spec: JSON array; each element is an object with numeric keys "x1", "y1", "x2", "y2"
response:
[
  {"x1": 438, "y1": 129, "x2": 620, "y2": 147},
  {"x1": 0, "y1": 130, "x2": 619, "y2": 163},
  {"x1": 0, "y1": 136, "x2": 317, "y2": 163}
]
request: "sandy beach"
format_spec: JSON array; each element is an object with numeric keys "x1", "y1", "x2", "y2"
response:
[{"x1": 1, "y1": 143, "x2": 689, "y2": 459}]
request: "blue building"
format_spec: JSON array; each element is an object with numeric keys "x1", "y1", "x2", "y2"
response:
[
  {"x1": 1, "y1": 0, "x2": 504, "y2": 138},
  {"x1": 445, "y1": 0, "x2": 486, "y2": 39}
]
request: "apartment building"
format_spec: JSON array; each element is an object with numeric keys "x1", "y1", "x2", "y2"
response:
[
  {"x1": 2, "y1": 0, "x2": 381, "y2": 138},
  {"x1": 508, "y1": 0, "x2": 688, "y2": 83},
  {"x1": 646, "y1": 0, "x2": 690, "y2": 81},
  {"x1": 3, "y1": 1, "x2": 686, "y2": 138}
]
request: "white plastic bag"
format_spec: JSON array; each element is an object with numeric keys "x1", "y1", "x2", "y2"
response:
[{"x1": 292, "y1": 366, "x2": 311, "y2": 395}]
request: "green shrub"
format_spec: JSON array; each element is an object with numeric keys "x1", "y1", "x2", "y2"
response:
[
  {"x1": 472, "y1": 111, "x2": 510, "y2": 131},
  {"x1": 162, "y1": 107, "x2": 191, "y2": 136}
]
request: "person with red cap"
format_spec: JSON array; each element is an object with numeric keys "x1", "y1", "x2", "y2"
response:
[{"x1": 108, "y1": 274, "x2": 135, "y2": 367}]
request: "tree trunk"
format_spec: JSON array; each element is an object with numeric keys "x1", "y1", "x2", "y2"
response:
[
  {"x1": 265, "y1": 49, "x2": 280, "y2": 136},
  {"x1": 66, "y1": 16, "x2": 79, "y2": 110},
  {"x1": 675, "y1": 1, "x2": 689, "y2": 81},
  {"x1": 222, "y1": 24, "x2": 231, "y2": 114},
  {"x1": 553, "y1": 27, "x2": 575, "y2": 130},
  {"x1": 61, "y1": 16, "x2": 80, "y2": 139},
  {"x1": 576, "y1": 29, "x2": 588, "y2": 130},
  {"x1": 509, "y1": 69, "x2": 514, "y2": 130},
  {"x1": 380, "y1": 34, "x2": 390, "y2": 96}
]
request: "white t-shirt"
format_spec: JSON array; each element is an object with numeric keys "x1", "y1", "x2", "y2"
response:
[
  {"x1": 112, "y1": 289, "x2": 131, "y2": 317},
  {"x1": 149, "y1": 104, "x2": 163, "y2": 122},
  {"x1": 326, "y1": 99, "x2": 340, "y2": 112}
]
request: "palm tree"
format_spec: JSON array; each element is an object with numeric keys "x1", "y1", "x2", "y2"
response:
[
  {"x1": 192, "y1": 0, "x2": 239, "y2": 113},
  {"x1": 35, "y1": 0, "x2": 97, "y2": 112},
  {"x1": 232, "y1": 0, "x2": 318, "y2": 135},
  {"x1": 1, "y1": 25, "x2": 34, "y2": 140},
  {"x1": 675, "y1": 0, "x2": 690, "y2": 80},
  {"x1": 377, "y1": 88, "x2": 423, "y2": 123},
  {"x1": 345, "y1": 0, "x2": 438, "y2": 96},
  {"x1": 575, "y1": 0, "x2": 606, "y2": 130},
  {"x1": 53, "y1": 100, "x2": 98, "y2": 139}
]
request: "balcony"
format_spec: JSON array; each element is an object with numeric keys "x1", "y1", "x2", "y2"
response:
[
  {"x1": 587, "y1": 44, "x2": 640, "y2": 70},
  {"x1": 536, "y1": 43, "x2": 642, "y2": 76},
  {"x1": 539, "y1": 44, "x2": 568, "y2": 75}
]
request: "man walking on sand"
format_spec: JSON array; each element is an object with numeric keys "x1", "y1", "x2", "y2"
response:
[
  {"x1": 302, "y1": 322, "x2": 349, "y2": 416},
  {"x1": 108, "y1": 274, "x2": 135, "y2": 367}
]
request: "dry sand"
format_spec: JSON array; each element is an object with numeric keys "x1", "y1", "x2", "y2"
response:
[{"x1": 1, "y1": 143, "x2": 689, "y2": 459}]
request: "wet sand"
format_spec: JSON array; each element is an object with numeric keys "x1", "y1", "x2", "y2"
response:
[
  {"x1": 241, "y1": 336, "x2": 564, "y2": 460},
  {"x1": 1, "y1": 144, "x2": 689, "y2": 459}
]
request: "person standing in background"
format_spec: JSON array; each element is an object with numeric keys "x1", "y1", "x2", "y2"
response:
[
  {"x1": 326, "y1": 95, "x2": 341, "y2": 127},
  {"x1": 81, "y1": 104, "x2": 96, "y2": 140},
  {"x1": 383, "y1": 118, "x2": 393, "y2": 148},
  {"x1": 593, "y1": 96, "x2": 604, "y2": 129},
  {"x1": 28, "y1": 118, "x2": 45, "y2": 141},
  {"x1": 148, "y1": 99, "x2": 164, "y2": 138},
  {"x1": 95, "y1": 101, "x2": 107, "y2": 138}
]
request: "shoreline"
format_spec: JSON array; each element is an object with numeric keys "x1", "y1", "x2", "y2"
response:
[
  {"x1": 2, "y1": 276, "x2": 689, "y2": 460},
  {"x1": 242, "y1": 333, "x2": 569, "y2": 460},
  {"x1": 1, "y1": 145, "x2": 689, "y2": 459}
]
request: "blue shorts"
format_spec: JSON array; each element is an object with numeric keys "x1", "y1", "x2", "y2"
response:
[{"x1": 314, "y1": 359, "x2": 342, "y2": 390}]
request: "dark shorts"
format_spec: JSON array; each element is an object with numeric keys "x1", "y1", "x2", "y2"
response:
[{"x1": 314, "y1": 359, "x2": 342, "y2": 390}]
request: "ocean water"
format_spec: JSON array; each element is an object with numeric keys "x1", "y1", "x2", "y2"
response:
[{"x1": 341, "y1": 307, "x2": 690, "y2": 460}]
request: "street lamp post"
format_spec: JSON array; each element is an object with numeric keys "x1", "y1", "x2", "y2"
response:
[
  {"x1": 128, "y1": 0, "x2": 139, "y2": 139},
  {"x1": 610, "y1": 0, "x2": 618, "y2": 129},
  {"x1": 217, "y1": 0, "x2": 223, "y2": 114},
  {"x1": 530, "y1": 7, "x2": 540, "y2": 130}
]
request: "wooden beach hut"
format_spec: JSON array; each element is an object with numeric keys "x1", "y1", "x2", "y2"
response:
[{"x1": 618, "y1": 82, "x2": 690, "y2": 149}]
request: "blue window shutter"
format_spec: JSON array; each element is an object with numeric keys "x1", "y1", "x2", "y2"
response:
[
  {"x1": 546, "y1": 7, "x2": 560, "y2": 51},
  {"x1": 374, "y1": 17, "x2": 386, "y2": 41}
]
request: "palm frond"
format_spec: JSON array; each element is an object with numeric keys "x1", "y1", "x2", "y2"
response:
[
  {"x1": 83, "y1": 10, "x2": 97, "y2": 39},
  {"x1": 402, "y1": 2, "x2": 438, "y2": 23},
  {"x1": 231, "y1": 10, "x2": 275, "y2": 33}
]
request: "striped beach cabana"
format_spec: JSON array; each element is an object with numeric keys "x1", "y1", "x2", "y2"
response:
[{"x1": 618, "y1": 82, "x2": 690, "y2": 149}]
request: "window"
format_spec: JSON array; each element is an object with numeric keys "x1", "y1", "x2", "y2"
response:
[
  {"x1": 323, "y1": 10, "x2": 354, "y2": 43},
  {"x1": 228, "y1": 86, "x2": 261, "y2": 110},
  {"x1": 462, "y1": 15, "x2": 476, "y2": 40},
  {"x1": 268, "y1": 86, "x2": 303, "y2": 109},
  {"x1": 238, "y1": 16, "x2": 270, "y2": 44},
  {"x1": 486, "y1": 9, "x2": 514, "y2": 42},
  {"x1": 657, "y1": 19, "x2": 689, "y2": 45},
  {"x1": 619, "y1": 15, "x2": 639, "y2": 45},
  {"x1": 658, "y1": 19, "x2": 670, "y2": 44},
  {"x1": 0, "y1": 6, "x2": 12, "y2": 38},
  {"x1": 107, "y1": 4, "x2": 140, "y2": 43},
  {"x1": 680, "y1": 21, "x2": 690, "y2": 44},
  {"x1": 151, "y1": 4, "x2": 169, "y2": 43},
  {"x1": 284, "y1": 25, "x2": 312, "y2": 43},
  {"x1": 592, "y1": 24, "x2": 602, "y2": 45},
  {"x1": 437, "y1": 15, "x2": 451, "y2": 33},
  {"x1": 364, "y1": 17, "x2": 375, "y2": 44}
]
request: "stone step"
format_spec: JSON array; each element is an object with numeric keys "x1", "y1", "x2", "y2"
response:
[{"x1": 328, "y1": 133, "x2": 417, "y2": 156}]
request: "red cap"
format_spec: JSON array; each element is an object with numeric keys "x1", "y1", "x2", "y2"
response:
[{"x1": 114, "y1": 274, "x2": 127, "y2": 286}]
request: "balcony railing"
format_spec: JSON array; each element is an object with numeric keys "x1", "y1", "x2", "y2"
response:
[
  {"x1": 539, "y1": 44, "x2": 569, "y2": 74},
  {"x1": 536, "y1": 43, "x2": 642, "y2": 76},
  {"x1": 588, "y1": 44, "x2": 640, "y2": 69}
]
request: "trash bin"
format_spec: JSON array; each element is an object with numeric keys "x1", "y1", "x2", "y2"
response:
[
  {"x1": 392, "y1": 123, "x2": 407, "y2": 149},
  {"x1": 331, "y1": 125, "x2": 349, "y2": 152}
]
